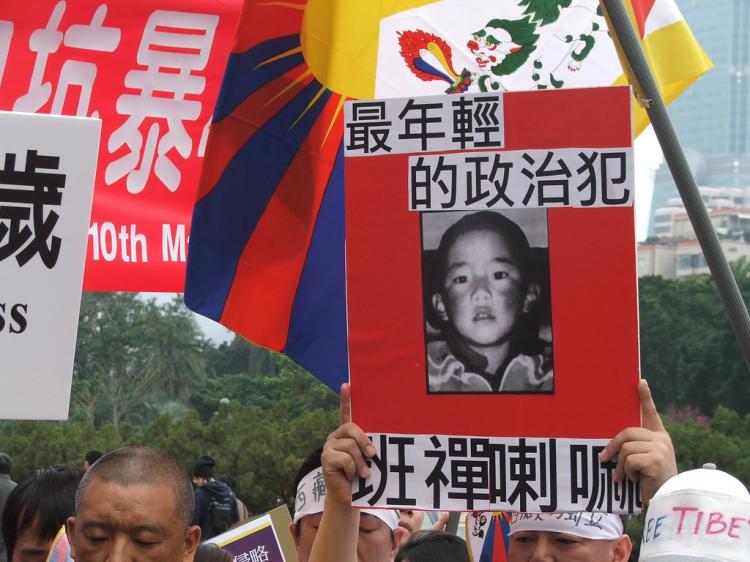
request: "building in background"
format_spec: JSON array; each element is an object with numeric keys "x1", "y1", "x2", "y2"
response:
[
  {"x1": 647, "y1": 0, "x2": 750, "y2": 237},
  {"x1": 641, "y1": 0, "x2": 750, "y2": 277}
]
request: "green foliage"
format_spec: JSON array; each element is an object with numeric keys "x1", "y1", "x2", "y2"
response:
[
  {"x1": 639, "y1": 273, "x2": 750, "y2": 415},
  {"x1": 5, "y1": 266, "x2": 750, "y2": 522},
  {"x1": 72, "y1": 293, "x2": 209, "y2": 426},
  {"x1": 0, "y1": 293, "x2": 339, "y2": 515},
  {"x1": 0, "y1": 362, "x2": 337, "y2": 514}
]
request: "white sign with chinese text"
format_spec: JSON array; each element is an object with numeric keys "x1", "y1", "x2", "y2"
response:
[{"x1": 0, "y1": 110, "x2": 101, "y2": 420}]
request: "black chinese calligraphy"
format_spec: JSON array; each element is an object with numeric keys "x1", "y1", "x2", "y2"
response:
[
  {"x1": 344, "y1": 93, "x2": 505, "y2": 157},
  {"x1": 352, "y1": 434, "x2": 641, "y2": 514},
  {"x1": 408, "y1": 149, "x2": 632, "y2": 211},
  {"x1": 0, "y1": 150, "x2": 66, "y2": 268},
  {"x1": 421, "y1": 209, "x2": 553, "y2": 394}
]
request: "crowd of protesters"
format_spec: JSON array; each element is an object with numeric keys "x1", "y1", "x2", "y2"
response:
[{"x1": 0, "y1": 380, "x2": 748, "y2": 562}]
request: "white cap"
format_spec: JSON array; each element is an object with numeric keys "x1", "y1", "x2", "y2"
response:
[
  {"x1": 639, "y1": 465, "x2": 750, "y2": 562},
  {"x1": 293, "y1": 467, "x2": 400, "y2": 531},
  {"x1": 510, "y1": 512, "x2": 624, "y2": 540}
]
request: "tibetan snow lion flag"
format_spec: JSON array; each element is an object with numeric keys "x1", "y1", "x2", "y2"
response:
[
  {"x1": 185, "y1": 0, "x2": 710, "y2": 389},
  {"x1": 466, "y1": 512, "x2": 512, "y2": 562}
]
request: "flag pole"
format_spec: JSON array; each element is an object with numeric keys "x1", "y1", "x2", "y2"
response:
[{"x1": 600, "y1": 0, "x2": 750, "y2": 370}]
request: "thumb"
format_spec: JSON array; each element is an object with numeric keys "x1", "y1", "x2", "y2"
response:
[
  {"x1": 639, "y1": 379, "x2": 664, "y2": 432},
  {"x1": 340, "y1": 383, "x2": 352, "y2": 426}
]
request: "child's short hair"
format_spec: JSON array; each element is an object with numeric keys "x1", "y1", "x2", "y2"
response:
[{"x1": 435, "y1": 211, "x2": 531, "y2": 286}]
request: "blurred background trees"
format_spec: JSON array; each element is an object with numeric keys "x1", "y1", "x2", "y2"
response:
[{"x1": 2, "y1": 270, "x2": 750, "y2": 516}]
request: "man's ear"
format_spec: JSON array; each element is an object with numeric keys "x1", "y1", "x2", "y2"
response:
[
  {"x1": 522, "y1": 283, "x2": 540, "y2": 313},
  {"x1": 394, "y1": 525, "x2": 408, "y2": 546},
  {"x1": 391, "y1": 527, "x2": 404, "y2": 560},
  {"x1": 432, "y1": 293, "x2": 448, "y2": 321},
  {"x1": 66, "y1": 517, "x2": 77, "y2": 558},
  {"x1": 289, "y1": 521, "x2": 300, "y2": 546},
  {"x1": 182, "y1": 525, "x2": 201, "y2": 561},
  {"x1": 612, "y1": 534, "x2": 632, "y2": 562}
]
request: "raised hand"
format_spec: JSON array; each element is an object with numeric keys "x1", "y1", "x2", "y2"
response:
[
  {"x1": 599, "y1": 379, "x2": 677, "y2": 503},
  {"x1": 320, "y1": 383, "x2": 376, "y2": 506}
]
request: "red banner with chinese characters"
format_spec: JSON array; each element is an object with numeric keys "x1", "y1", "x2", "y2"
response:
[{"x1": 0, "y1": 0, "x2": 241, "y2": 291}]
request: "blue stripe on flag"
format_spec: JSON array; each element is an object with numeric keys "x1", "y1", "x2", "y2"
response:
[
  {"x1": 213, "y1": 34, "x2": 303, "y2": 122},
  {"x1": 186, "y1": 81, "x2": 333, "y2": 320},
  {"x1": 284, "y1": 145, "x2": 348, "y2": 390},
  {"x1": 479, "y1": 516, "x2": 496, "y2": 562}
]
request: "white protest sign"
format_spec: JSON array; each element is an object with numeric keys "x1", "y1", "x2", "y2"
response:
[{"x1": 0, "y1": 110, "x2": 101, "y2": 420}]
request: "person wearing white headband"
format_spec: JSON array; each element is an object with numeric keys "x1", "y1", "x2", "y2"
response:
[
  {"x1": 505, "y1": 379, "x2": 677, "y2": 562},
  {"x1": 290, "y1": 445, "x2": 401, "y2": 562},
  {"x1": 303, "y1": 385, "x2": 407, "y2": 562},
  {"x1": 508, "y1": 512, "x2": 631, "y2": 561}
]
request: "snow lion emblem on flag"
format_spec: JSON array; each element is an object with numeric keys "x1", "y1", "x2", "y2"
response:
[{"x1": 397, "y1": 0, "x2": 608, "y2": 93}]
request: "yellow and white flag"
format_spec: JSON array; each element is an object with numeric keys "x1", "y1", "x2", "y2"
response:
[{"x1": 372, "y1": 0, "x2": 711, "y2": 135}]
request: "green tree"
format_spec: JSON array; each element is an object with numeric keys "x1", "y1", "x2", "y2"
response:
[
  {"x1": 73, "y1": 293, "x2": 208, "y2": 426},
  {"x1": 639, "y1": 273, "x2": 750, "y2": 415}
]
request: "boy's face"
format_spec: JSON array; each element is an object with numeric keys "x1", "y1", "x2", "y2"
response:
[{"x1": 434, "y1": 229, "x2": 536, "y2": 348}]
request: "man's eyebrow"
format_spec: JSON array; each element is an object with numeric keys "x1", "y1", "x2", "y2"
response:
[
  {"x1": 82, "y1": 521, "x2": 164, "y2": 535},
  {"x1": 131, "y1": 524, "x2": 165, "y2": 536},
  {"x1": 82, "y1": 521, "x2": 113, "y2": 531},
  {"x1": 446, "y1": 256, "x2": 516, "y2": 272},
  {"x1": 20, "y1": 546, "x2": 49, "y2": 555}
]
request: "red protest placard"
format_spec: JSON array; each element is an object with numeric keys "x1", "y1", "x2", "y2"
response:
[
  {"x1": 0, "y1": 0, "x2": 241, "y2": 291},
  {"x1": 345, "y1": 86, "x2": 641, "y2": 513}
]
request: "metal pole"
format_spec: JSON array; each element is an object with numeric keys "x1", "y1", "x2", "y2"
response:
[
  {"x1": 445, "y1": 511, "x2": 461, "y2": 535},
  {"x1": 601, "y1": 0, "x2": 750, "y2": 370}
]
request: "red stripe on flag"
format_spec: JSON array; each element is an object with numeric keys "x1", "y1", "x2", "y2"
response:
[
  {"x1": 219, "y1": 94, "x2": 344, "y2": 350},
  {"x1": 197, "y1": 64, "x2": 313, "y2": 200},
  {"x1": 233, "y1": 2, "x2": 306, "y2": 54},
  {"x1": 492, "y1": 516, "x2": 510, "y2": 562},
  {"x1": 630, "y1": 0, "x2": 656, "y2": 38}
]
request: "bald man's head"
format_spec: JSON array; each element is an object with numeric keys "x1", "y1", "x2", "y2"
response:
[{"x1": 75, "y1": 446, "x2": 193, "y2": 528}]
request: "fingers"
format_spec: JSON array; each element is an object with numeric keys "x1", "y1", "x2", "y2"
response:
[
  {"x1": 600, "y1": 379, "x2": 664, "y2": 463},
  {"x1": 321, "y1": 447, "x2": 366, "y2": 481},
  {"x1": 618, "y1": 452, "x2": 653, "y2": 483},
  {"x1": 611, "y1": 441, "x2": 654, "y2": 482},
  {"x1": 329, "y1": 383, "x2": 376, "y2": 481},
  {"x1": 639, "y1": 379, "x2": 665, "y2": 432},
  {"x1": 430, "y1": 512, "x2": 450, "y2": 532},
  {"x1": 600, "y1": 428, "x2": 655, "y2": 462},
  {"x1": 340, "y1": 383, "x2": 351, "y2": 426}
]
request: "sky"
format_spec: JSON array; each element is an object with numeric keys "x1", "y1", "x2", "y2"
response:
[{"x1": 634, "y1": 125, "x2": 664, "y2": 241}]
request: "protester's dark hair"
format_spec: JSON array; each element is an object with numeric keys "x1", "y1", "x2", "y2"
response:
[
  {"x1": 193, "y1": 455, "x2": 216, "y2": 478},
  {"x1": 396, "y1": 531, "x2": 470, "y2": 562},
  {"x1": 84, "y1": 450, "x2": 102, "y2": 466},
  {"x1": 292, "y1": 447, "x2": 323, "y2": 537},
  {"x1": 1, "y1": 466, "x2": 83, "y2": 560},
  {"x1": 76, "y1": 446, "x2": 194, "y2": 529},
  {"x1": 218, "y1": 474, "x2": 237, "y2": 493},
  {"x1": 0, "y1": 453, "x2": 11, "y2": 475},
  {"x1": 194, "y1": 543, "x2": 234, "y2": 562},
  {"x1": 435, "y1": 211, "x2": 531, "y2": 287}
]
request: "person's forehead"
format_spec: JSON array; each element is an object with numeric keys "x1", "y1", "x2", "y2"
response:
[
  {"x1": 516, "y1": 529, "x2": 612, "y2": 546},
  {"x1": 299, "y1": 512, "x2": 323, "y2": 529},
  {"x1": 449, "y1": 229, "x2": 515, "y2": 259},
  {"x1": 300, "y1": 512, "x2": 388, "y2": 531},
  {"x1": 14, "y1": 527, "x2": 54, "y2": 559},
  {"x1": 359, "y1": 513, "x2": 392, "y2": 533},
  {"x1": 80, "y1": 478, "x2": 181, "y2": 526}
]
